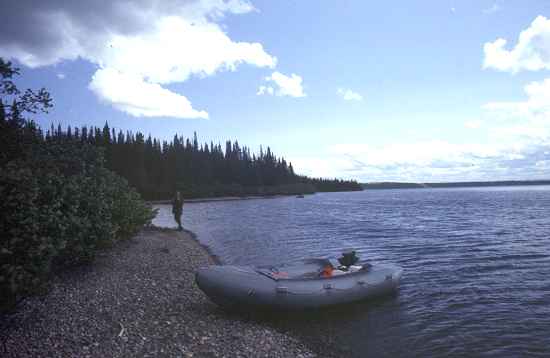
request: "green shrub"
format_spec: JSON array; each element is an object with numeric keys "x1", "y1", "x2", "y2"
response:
[
  {"x1": 107, "y1": 170, "x2": 156, "y2": 241},
  {"x1": 0, "y1": 162, "x2": 48, "y2": 309},
  {"x1": 0, "y1": 128, "x2": 154, "y2": 311}
]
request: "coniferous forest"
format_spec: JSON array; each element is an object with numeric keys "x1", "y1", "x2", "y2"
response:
[{"x1": 41, "y1": 124, "x2": 362, "y2": 200}]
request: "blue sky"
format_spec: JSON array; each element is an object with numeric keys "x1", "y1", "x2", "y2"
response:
[{"x1": 2, "y1": 0, "x2": 550, "y2": 182}]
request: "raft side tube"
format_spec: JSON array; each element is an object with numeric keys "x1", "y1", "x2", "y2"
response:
[{"x1": 195, "y1": 264, "x2": 402, "y2": 310}]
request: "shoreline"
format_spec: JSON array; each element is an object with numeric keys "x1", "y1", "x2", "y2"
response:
[
  {"x1": 1, "y1": 227, "x2": 315, "y2": 357},
  {"x1": 148, "y1": 225, "x2": 223, "y2": 265},
  {"x1": 147, "y1": 193, "x2": 306, "y2": 205}
]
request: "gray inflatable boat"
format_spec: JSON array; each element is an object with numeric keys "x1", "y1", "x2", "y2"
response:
[{"x1": 195, "y1": 258, "x2": 403, "y2": 310}]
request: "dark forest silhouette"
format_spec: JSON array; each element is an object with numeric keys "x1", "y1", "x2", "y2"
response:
[{"x1": 42, "y1": 123, "x2": 363, "y2": 199}]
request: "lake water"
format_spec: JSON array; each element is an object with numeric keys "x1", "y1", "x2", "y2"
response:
[{"x1": 153, "y1": 187, "x2": 550, "y2": 357}]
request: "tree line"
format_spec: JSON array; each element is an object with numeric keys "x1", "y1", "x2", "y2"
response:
[{"x1": 42, "y1": 123, "x2": 362, "y2": 200}]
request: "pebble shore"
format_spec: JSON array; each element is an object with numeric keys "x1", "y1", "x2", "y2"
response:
[{"x1": 1, "y1": 228, "x2": 316, "y2": 357}]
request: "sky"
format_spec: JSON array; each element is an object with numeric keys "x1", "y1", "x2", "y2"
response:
[{"x1": 2, "y1": 0, "x2": 550, "y2": 182}]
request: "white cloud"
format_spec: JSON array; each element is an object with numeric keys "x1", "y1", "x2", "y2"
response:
[
  {"x1": 465, "y1": 120, "x2": 482, "y2": 129},
  {"x1": 484, "y1": 90, "x2": 550, "y2": 142},
  {"x1": 0, "y1": 0, "x2": 277, "y2": 119},
  {"x1": 291, "y1": 138, "x2": 550, "y2": 182},
  {"x1": 483, "y1": 16, "x2": 550, "y2": 73},
  {"x1": 89, "y1": 68, "x2": 208, "y2": 119},
  {"x1": 258, "y1": 71, "x2": 306, "y2": 97},
  {"x1": 256, "y1": 85, "x2": 274, "y2": 95},
  {"x1": 483, "y1": 3, "x2": 501, "y2": 14},
  {"x1": 56, "y1": 73, "x2": 65, "y2": 79},
  {"x1": 490, "y1": 124, "x2": 550, "y2": 140},
  {"x1": 482, "y1": 77, "x2": 550, "y2": 124},
  {"x1": 337, "y1": 88, "x2": 363, "y2": 101},
  {"x1": 101, "y1": 16, "x2": 276, "y2": 85},
  {"x1": 328, "y1": 141, "x2": 503, "y2": 168}
]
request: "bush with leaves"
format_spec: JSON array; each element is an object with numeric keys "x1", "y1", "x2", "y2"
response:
[
  {"x1": 106, "y1": 169, "x2": 156, "y2": 241},
  {"x1": 0, "y1": 58, "x2": 154, "y2": 311}
]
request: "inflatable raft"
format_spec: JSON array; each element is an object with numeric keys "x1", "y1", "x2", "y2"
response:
[{"x1": 195, "y1": 258, "x2": 403, "y2": 310}]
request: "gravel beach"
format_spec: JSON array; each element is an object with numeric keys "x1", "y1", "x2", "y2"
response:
[{"x1": 1, "y1": 228, "x2": 316, "y2": 358}]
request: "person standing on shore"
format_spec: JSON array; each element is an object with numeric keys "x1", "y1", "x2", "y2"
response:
[{"x1": 172, "y1": 191, "x2": 184, "y2": 231}]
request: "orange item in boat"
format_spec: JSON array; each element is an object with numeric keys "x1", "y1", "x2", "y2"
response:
[{"x1": 321, "y1": 265, "x2": 333, "y2": 277}]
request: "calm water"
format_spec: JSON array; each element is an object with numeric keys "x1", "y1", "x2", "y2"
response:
[{"x1": 153, "y1": 187, "x2": 550, "y2": 357}]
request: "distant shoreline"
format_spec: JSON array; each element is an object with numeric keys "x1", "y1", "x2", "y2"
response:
[{"x1": 362, "y1": 180, "x2": 550, "y2": 190}]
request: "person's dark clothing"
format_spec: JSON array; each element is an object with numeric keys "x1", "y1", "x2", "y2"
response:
[{"x1": 172, "y1": 197, "x2": 184, "y2": 230}]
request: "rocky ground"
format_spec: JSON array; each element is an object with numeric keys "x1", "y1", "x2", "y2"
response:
[{"x1": 0, "y1": 228, "x2": 316, "y2": 357}]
